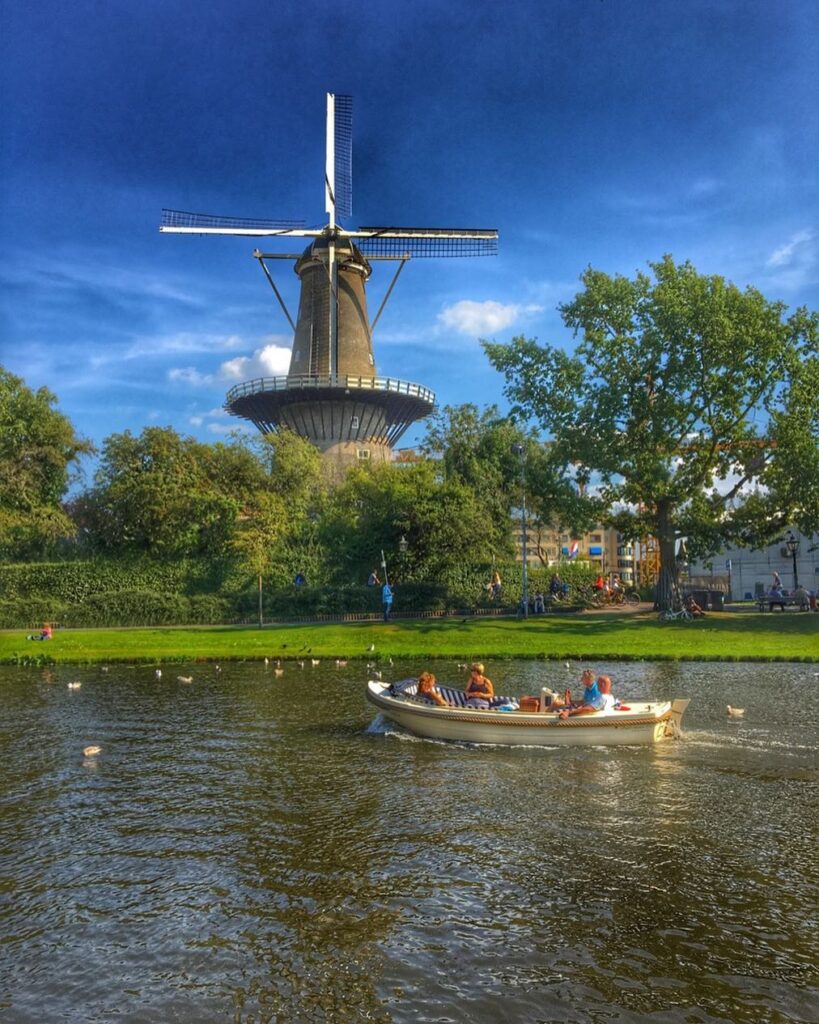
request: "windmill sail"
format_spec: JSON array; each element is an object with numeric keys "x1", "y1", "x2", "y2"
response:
[{"x1": 325, "y1": 93, "x2": 353, "y2": 222}]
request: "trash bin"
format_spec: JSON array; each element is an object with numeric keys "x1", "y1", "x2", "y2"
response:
[{"x1": 709, "y1": 591, "x2": 725, "y2": 611}]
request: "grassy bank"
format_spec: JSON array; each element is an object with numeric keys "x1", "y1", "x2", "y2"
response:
[{"x1": 1, "y1": 611, "x2": 817, "y2": 664}]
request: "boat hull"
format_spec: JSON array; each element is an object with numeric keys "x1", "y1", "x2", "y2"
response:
[{"x1": 367, "y1": 683, "x2": 689, "y2": 747}]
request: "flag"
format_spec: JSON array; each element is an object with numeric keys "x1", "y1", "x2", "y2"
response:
[{"x1": 569, "y1": 540, "x2": 579, "y2": 559}]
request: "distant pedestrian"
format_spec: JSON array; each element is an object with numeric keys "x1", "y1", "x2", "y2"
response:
[{"x1": 382, "y1": 582, "x2": 394, "y2": 622}]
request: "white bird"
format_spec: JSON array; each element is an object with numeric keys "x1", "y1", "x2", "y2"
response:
[
  {"x1": 68, "y1": 682, "x2": 82, "y2": 690},
  {"x1": 274, "y1": 668, "x2": 284, "y2": 677},
  {"x1": 457, "y1": 663, "x2": 467, "y2": 671},
  {"x1": 336, "y1": 659, "x2": 348, "y2": 667},
  {"x1": 264, "y1": 657, "x2": 270, "y2": 665},
  {"x1": 727, "y1": 705, "x2": 745, "y2": 718},
  {"x1": 155, "y1": 669, "x2": 162, "y2": 679},
  {"x1": 215, "y1": 665, "x2": 221, "y2": 673},
  {"x1": 367, "y1": 644, "x2": 375, "y2": 652},
  {"x1": 177, "y1": 675, "x2": 193, "y2": 684},
  {"x1": 565, "y1": 662, "x2": 571, "y2": 671},
  {"x1": 311, "y1": 659, "x2": 321, "y2": 667},
  {"x1": 297, "y1": 660, "x2": 305, "y2": 669},
  {"x1": 83, "y1": 745, "x2": 101, "y2": 757},
  {"x1": 101, "y1": 666, "x2": 109, "y2": 673},
  {"x1": 372, "y1": 669, "x2": 383, "y2": 680},
  {"x1": 388, "y1": 657, "x2": 394, "y2": 666}
]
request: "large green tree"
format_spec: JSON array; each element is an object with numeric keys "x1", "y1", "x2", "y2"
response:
[
  {"x1": 484, "y1": 257, "x2": 818, "y2": 608},
  {"x1": 0, "y1": 367, "x2": 93, "y2": 559}
]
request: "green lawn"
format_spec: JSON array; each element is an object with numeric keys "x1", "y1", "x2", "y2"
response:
[{"x1": 2, "y1": 611, "x2": 817, "y2": 664}]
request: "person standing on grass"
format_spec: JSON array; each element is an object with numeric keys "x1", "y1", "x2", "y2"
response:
[{"x1": 382, "y1": 581, "x2": 394, "y2": 622}]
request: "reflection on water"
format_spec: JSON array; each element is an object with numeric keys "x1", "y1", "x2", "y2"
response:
[{"x1": 0, "y1": 660, "x2": 816, "y2": 1023}]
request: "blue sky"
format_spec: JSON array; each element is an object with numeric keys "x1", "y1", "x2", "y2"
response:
[{"x1": 1, "y1": 0, "x2": 817, "y2": 465}]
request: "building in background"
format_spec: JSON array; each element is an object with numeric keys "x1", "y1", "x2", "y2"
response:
[
  {"x1": 686, "y1": 530, "x2": 818, "y2": 599},
  {"x1": 512, "y1": 517, "x2": 635, "y2": 582}
]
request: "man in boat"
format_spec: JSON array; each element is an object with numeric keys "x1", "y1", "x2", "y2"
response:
[
  {"x1": 558, "y1": 669, "x2": 606, "y2": 719},
  {"x1": 597, "y1": 675, "x2": 616, "y2": 711}
]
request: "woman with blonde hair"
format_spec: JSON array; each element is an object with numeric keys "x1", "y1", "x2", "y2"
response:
[{"x1": 464, "y1": 663, "x2": 494, "y2": 708}]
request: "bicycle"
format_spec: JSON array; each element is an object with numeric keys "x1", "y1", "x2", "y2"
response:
[{"x1": 658, "y1": 606, "x2": 693, "y2": 622}]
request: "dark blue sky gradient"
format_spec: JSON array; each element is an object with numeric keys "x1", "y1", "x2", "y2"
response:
[{"x1": 1, "y1": 0, "x2": 816, "y2": 460}]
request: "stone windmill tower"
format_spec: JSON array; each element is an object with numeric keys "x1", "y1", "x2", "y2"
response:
[{"x1": 160, "y1": 94, "x2": 498, "y2": 469}]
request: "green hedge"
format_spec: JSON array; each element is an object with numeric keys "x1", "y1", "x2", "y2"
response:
[{"x1": 0, "y1": 558, "x2": 230, "y2": 604}]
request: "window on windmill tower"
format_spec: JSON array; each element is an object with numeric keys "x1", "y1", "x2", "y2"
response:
[
  {"x1": 368, "y1": 353, "x2": 374, "y2": 365},
  {"x1": 357, "y1": 449, "x2": 371, "y2": 460},
  {"x1": 351, "y1": 416, "x2": 360, "y2": 429}
]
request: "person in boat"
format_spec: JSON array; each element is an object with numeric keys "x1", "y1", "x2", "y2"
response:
[
  {"x1": 558, "y1": 669, "x2": 606, "y2": 719},
  {"x1": 597, "y1": 675, "x2": 616, "y2": 711},
  {"x1": 464, "y1": 663, "x2": 494, "y2": 708},
  {"x1": 416, "y1": 671, "x2": 449, "y2": 707}
]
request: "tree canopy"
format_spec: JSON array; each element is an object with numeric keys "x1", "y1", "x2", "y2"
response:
[
  {"x1": 0, "y1": 366, "x2": 93, "y2": 559},
  {"x1": 484, "y1": 256, "x2": 819, "y2": 607}
]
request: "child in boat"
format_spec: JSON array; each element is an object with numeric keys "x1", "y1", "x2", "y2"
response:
[
  {"x1": 416, "y1": 671, "x2": 449, "y2": 707},
  {"x1": 464, "y1": 663, "x2": 494, "y2": 707}
]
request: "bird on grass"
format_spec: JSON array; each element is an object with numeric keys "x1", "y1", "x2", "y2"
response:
[
  {"x1": 727, "y1": 706, "x2": 745, "y2": 718},
  {"x1": 367, "y1": 644, "x2": 376, "y2": 652}
]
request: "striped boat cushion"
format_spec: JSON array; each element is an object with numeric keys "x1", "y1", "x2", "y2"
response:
[{"x1": 389, "y1": 679, "x2": 517, "y2": 709}]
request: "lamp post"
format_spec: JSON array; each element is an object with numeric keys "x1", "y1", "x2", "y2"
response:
[
  {"x1": 785, "y1": 531, "x2": 799, "y2": 590},
  {"x1": 398, "y1": 534, "x2": 408, "y2": 582},
  {"x1": 511, "y1": 443, "x2": 528, "y2": 618}
]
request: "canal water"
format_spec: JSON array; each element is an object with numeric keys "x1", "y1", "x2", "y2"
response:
[{"x1": 0, "y1": 660, "x2": 815, "y2": 1023}]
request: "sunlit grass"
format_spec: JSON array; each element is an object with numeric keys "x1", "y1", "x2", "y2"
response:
[{"x1": 1, "y1": 611, "x2": 816, "y2": 664}]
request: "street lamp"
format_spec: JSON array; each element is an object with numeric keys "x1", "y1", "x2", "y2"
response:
[
  {"x1": 511, "y1": 443, "x2": 528, "y2": 618},
  {"x1": 398, "y1": 534, "x2": 408, "y2": 582},
  {"x1": 785, "y1": 531, "x2": 799, "y2": 589}
]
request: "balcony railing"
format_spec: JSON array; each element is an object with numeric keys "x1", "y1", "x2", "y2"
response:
[{"x1": 225, "y1": 374, "x2": 435, "y2": 406}]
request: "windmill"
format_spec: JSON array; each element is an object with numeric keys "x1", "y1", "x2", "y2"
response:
[{"x1": 160, "y1": 93, "x2": 498, "y2": 469}]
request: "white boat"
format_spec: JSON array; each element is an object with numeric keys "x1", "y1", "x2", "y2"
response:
[{"x1": 366, "y1": 679, "x2": 690, "y2": 747}]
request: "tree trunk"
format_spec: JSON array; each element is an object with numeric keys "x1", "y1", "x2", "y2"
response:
[{"x1": 655, "y1": 500, "x2": 679, "y2": 611}]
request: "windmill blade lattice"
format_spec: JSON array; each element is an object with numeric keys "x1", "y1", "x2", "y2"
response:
[
  {"x1": 328, "y1": 94, "x2": 353, "y2": 220},
  {"x1": 160, "y1": 209, "x2": 307, "y2": 233},
  {"x1": 355, "y1": 226, "x2": 498, "y2": 258}
]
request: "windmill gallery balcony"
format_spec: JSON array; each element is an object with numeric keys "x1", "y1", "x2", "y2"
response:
[{"x1": 225, "y1": 373, "x2": 436, "y2": 454}]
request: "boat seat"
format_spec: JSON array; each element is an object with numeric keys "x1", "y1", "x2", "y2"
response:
[{"x1": 388, "y1": 678, "x2": 517, "y2": 709}]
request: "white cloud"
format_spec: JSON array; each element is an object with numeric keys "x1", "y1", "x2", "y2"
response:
[
  {"x1": 766, "y1": 229, "x2": 815, "y2": 268},
  {"x1": 189, "y1": 415, "x2": 204, "y2": 426},
  {"x1": 437, "y1": 299, "x2": 543, "y2": 336},
  {"x1": 218, "y1": 341, "x2": 292, "y2": 380},
  {"x1": 128, "y1": 332, "x2": 247, "y2": 358},
  {"x1": 168, "y1": 367, "x2": 212, "y2": 386}
]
